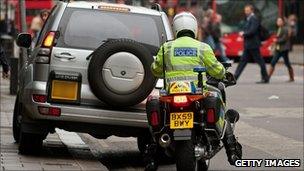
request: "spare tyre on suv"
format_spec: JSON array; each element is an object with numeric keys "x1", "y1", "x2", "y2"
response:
[
  {"x1": 14, "y1": 1, "x2": 173, "y2": 155},
  {"x1": 88, "y1": 39, "x2": 156, "y2": 107}
]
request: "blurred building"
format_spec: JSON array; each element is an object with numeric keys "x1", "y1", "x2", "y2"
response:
[
  {"x1": 2, "y1": 0, "x2": 53, "y2": 33},
  {"x1": 152, "y1": 0, "x2": 303, "y2": 43},
  {"x1": 1, "y1": 0, "x2": 302, "y2": 43},
  {"x1": 0, "y1": 0, "x2": 16, "y2": 36}
]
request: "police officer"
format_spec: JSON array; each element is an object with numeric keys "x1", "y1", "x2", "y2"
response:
[
  {"x1": 145, "y1": 12, "x2": 242, "y2": 170},
  {"x1": 152, "y1": 12, "x2": 225, "y2": 83}
]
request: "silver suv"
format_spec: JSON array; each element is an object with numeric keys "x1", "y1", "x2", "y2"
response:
[{"x1": 14, "y1": 1, "x2": 172, "y2": 154}]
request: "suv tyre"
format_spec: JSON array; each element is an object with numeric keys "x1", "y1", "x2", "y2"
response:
[
  {"x1": 13, "y1": 94, "x2": 21, "y2": 143},
  {"x1": 19, "y1": 131, "x2": 44, "y2": 155},
  {"x1": 88, "y1": 39, "x2": 156, "y2": 107}
]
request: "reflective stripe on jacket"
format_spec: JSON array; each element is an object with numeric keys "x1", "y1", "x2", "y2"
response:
[{"x1": 151, "y1": 36, "x2": 225, "y2": 83}]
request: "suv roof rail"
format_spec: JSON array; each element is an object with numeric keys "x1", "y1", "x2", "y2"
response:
[{"x1": 151, "y1": 3, "x2": 162, "y2": 11}]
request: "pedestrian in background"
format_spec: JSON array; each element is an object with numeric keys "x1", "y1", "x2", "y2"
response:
[
  {"x1": 268, "y1": 17, "x2": 294, "y2": 82},
  {"x1": 234, "y1": 4, "x2": 269, "y2": 83},
  {"x1": 30, "y1": 9, "x2": 50, "y2": 48},
  {"x1": 202, "y1": 9, "x2": 215, "y2": 49},
  {"x1": 30, "y1": 15, "x2": 42, "y2": 48},
  {"x1": 0, "y1": 43, "x2": 10, "y2": 79},
  {"x1": 40, "y1": 9, "x2": 50, "y2": 23},
  {"x1": 287, "y1": 14, "x2": 297, "y2": 51},
  {"x1": 210, "y1": 14, "x2": 230, "y2": 62}
]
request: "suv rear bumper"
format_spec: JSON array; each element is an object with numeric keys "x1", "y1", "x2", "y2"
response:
[{"x1": 22, "y1": 81, "x2": 148, "y2": 128}]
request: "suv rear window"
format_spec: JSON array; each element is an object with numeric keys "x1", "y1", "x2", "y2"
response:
[{"x1": 57, "y1": 8, "x2": 166, "y2": 50}]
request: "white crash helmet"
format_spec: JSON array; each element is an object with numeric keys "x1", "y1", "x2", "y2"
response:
[{"x1": 173, "y1": 12, "x2": 198, "y2": 38}]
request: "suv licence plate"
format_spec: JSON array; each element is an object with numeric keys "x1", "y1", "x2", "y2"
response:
[
  {"x1": 48, "y1": 71, "x2": 82, "y2": 104},
  {"x1": 170, "y1": 112, "x2": 193, "y2": 129},
  {"x1": 51, "y1": 80, "x2": 78, "y2": 100}
]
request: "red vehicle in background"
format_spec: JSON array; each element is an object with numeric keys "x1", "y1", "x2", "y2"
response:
[
  {"x1": 214, "y1": 0, "x2": 283, "y2": 61},
  {"x1": 156, "y1": 0, "x2": 287, "y2": 61},
  {"x1": 220, "y1": 32, "x2": 276, "y2": 61},
  {"x1": 7, "y1": 0, "x2": 53, "y2": 31}
]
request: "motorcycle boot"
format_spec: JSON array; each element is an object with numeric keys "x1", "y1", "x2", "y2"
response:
[
  {"x1": 223, "y1": 120, "x2": 242, "y2": 165},
  {"x1": 143, "y1": 143, "x2": 158, "y2": 171}
]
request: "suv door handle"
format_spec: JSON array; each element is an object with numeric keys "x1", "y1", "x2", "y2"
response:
[{"x1": 54, "y1": 53, "x2": 76, "y2": 60}]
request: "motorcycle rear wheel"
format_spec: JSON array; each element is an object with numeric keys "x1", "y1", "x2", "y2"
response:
[{"x1": 175, "y1": 140, "x2": 209, "y2": 171}]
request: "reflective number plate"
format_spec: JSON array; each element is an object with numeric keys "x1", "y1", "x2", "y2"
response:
[
  {"x1": 170, "y1": 112, "x2": 193, "y2": 129},
  {"x1": 51, "y1": 80, "x2": 78, "y2": 101}
]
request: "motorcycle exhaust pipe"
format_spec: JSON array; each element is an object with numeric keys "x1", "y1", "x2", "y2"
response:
[{"x1": 159, "y1": 133, "x2": 171, "y2": 148}]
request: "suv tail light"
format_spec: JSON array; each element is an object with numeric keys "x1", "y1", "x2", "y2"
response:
[
  {"x1": 36, "y1": 31, "x2": 56, "y2": 64},
  {"x1": 43, "y1": 31, "x2": 55, "y2": 47},
  {"x1": 38, "y1": 106, "x2": 61, "y2": 116},
  {"x1": 32, "y1": 94, "x2": 47, "y2": 103}
]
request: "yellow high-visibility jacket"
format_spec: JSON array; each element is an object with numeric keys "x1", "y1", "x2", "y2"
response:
[{"x1": 151, "y1": 36, "x2": 226, "y2": 83}]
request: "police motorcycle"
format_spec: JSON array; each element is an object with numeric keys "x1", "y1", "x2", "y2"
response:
[{"x1": 146, "y1": 62, "x2": 239, "y2": 171}]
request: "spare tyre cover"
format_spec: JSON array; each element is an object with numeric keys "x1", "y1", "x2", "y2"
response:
[{"x1": 88, "y1": 39, "x2": 157, "y2": 107}]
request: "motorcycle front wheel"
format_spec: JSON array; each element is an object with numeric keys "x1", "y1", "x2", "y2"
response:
[{"x1": 175, "y1": 140, "x2": 209, "y2": 171}]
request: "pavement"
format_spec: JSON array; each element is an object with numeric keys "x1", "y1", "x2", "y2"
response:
[
  {"x1": 289, "y1": 45, "x2": 304, "y2": 65},
  {"x1": 0, "y1": 62, "x2": 303, "y2": 171},
  {"x1": 81, "y1": 63, "x2": 304, "y2": 171},
  {"x1": 0, "y1": 74, "x2": 107, "y2": 171}
]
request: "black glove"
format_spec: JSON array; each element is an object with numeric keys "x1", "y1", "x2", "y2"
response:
[{"x1": 223, "y1": 72, "x2": 236, "y2": 87}]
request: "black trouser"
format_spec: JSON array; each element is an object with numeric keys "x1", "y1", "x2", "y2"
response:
[
  {"x1": 234, "y1": 48, "x2": 268, "y2": 81},
  {"x1": 0, "y1": 46, "x2": 10, "y2": 73},
  {"x1": 271, "y1": 50, "x2": 292, "y2": 69}
]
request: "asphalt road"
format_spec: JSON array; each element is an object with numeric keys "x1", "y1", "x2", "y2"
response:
[
  {"x1": 79, "y1": 63, "x2": 304, "y2": 171},
  {"x1": 1, "y1": 63, "x2": 303, "y2": 171}
]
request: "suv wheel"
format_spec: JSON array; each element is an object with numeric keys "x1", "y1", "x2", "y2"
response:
[
  {"x1": 88, "y1": 39, "x2": 156, "y2": 107},
  {"x1": 13, "y1": 94, "x2": 22, "y2": 143},
  {"x1": 19, "y1": 131, "x2": 43, "y2": 155}
]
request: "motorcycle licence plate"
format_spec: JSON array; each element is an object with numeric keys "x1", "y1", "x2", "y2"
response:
[{"x1": 170, "y1": 112, "x2": 193, "y2": 129}]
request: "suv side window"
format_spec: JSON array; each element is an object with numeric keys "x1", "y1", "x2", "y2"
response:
[{"x1": 36, "y1": 5, "x2": 59, "y2": 47}]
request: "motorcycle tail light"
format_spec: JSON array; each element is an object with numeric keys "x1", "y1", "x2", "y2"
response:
[
  {"x1": 173, "y1": 95, "x2": 189, "y2": 107},
  {"x1": 207, "y1": 108, "x2": 215, "y2": 123},
  {"x1": 188, "y1": 95, "x2": 204, "y2": 102},
  {"x1": 150, "y1": 111, "x2": 159, "y2": 126}
]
